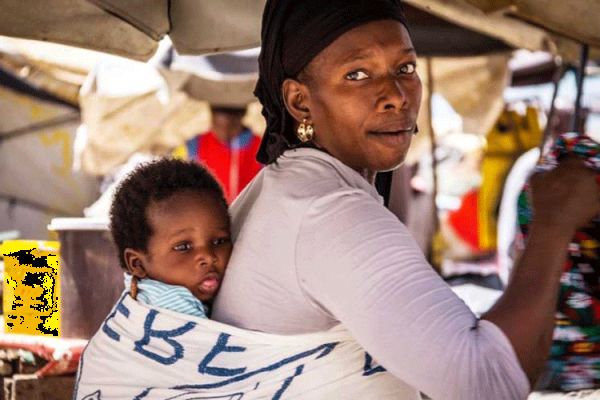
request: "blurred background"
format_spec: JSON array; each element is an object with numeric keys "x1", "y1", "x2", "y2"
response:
[{"x1": 0, "y1": 1, "x2": 599, "y2": 396}]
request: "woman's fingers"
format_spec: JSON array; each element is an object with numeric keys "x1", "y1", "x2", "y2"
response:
[{"x1": 529, "y1": 157, "x2": 600, "y2": 231}]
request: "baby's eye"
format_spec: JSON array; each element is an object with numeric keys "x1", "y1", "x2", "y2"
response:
[
  {"x1": 345, "y1": 70, "x2": 369, "y2": 81},
  {"x1": 212, "y1": 237, "x2": 231, "y2": 246},
  {"x1": 398, "y1": 63, "x2": 416, "y2": 75},
  {"x1": 173, "y1": 242, "x2": 192, "y2": 252}
]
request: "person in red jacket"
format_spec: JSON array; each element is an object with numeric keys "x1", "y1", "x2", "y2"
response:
[{"x1": 185, "y1": 106, "x2": 262, "y2": 203}]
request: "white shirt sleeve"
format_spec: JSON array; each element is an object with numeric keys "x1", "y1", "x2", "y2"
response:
[{"x1": 295, "y1": 189, "x2": 530, "y2": 400}]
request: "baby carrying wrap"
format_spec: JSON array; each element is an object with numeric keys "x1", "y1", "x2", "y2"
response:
[{"x1": 74, "y1": 294, "x2": 411, "y2": 399}]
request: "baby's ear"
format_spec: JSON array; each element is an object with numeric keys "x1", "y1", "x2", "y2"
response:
[{"x1": 124, "y1": 249, "x2": 148, "y2": 278}]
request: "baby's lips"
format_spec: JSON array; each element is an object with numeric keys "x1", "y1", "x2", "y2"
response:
[{"x1": 199, "y1": 274, "x2": 220, "y2": 292}]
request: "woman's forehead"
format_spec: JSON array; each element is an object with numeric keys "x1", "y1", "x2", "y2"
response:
[{"x1": 312, "y1": 20, "x2": 414, "y2": 68}]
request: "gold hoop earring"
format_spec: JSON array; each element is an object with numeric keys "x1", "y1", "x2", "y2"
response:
[
  {"x1": 130, "y1": 275, "x2": 139, "y2": 300},
  {"x1": 297, "y1": 118, "x2": 314, "y2": 142}
]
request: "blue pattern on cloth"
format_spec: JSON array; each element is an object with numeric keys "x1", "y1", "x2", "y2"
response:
[
  {"x1": 74, "y1": 294, "x2": 407, "y2": 399},
  {"x1": 123, "y1": 274, "x2": 207, "y2": 318}
]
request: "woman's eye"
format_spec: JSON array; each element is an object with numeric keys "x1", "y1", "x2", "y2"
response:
[
  {"x1": 212, "y1": 237, "x2": 231, "y2": 246},
  {"x1": 398, "y1": 63, "x2": 416, "y2": 75},
  {"x1": 173, "y1": 243, "x2": 192, "y2": 252},
  {"x1": 345, "y1": 70, "x2": 369, "y2": 81}
]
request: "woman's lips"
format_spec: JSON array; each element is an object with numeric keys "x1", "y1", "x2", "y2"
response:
[
  {"x1": 370, "y1": 120, "x2": 415, "y2": 134},
  {"x1": 368, "y1": 129, "x2": 413, "y2": 146}
]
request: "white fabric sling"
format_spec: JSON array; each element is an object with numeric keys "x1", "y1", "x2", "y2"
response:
[{"x1": 74, "y1": 294, "x2": 418, "y2": 400}]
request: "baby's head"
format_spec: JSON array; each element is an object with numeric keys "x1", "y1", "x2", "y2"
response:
[{"x1": 110, "y1": 158, "x2": 231, "y2": 302}]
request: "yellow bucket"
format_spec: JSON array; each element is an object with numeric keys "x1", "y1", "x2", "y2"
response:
[{"x1": 1, "y1": 240, "x2": 60, "y2": 336}]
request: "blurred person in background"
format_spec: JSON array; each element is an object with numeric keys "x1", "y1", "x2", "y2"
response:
[
  {"x1": 184, "y1": 105, "x2": 262, "y2": 203},
  {"x1": 171, "y1": 50, "x2": 263, "y2": 203}
]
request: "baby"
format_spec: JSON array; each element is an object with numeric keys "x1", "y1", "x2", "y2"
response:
[{"x1": 109, "y1": 158, "x2": 232, "y2": 318}]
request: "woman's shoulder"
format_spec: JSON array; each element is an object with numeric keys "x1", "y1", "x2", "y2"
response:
[
  {"x1": 267, "y1": 148, "x2": 381, "y2": 200},
  {"x1": 229, "y1": 148, "x2": 385, "y2": 236}
]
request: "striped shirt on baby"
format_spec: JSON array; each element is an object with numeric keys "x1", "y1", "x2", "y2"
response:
[{"x1": 123, "y1": 273, "x2": 207, "y2": 318}]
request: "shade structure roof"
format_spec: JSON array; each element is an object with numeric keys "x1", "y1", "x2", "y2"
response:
[{"x1": 1, "y1": 0, "x2": 597, "y2": 61}]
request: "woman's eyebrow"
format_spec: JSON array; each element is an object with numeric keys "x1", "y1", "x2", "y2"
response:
[
  {"x1": 339, "y1": 50, "x2": 374, "y2": 65},
  {"x1": 339, "y1": 46, "x2": 416, "y2": 65}
]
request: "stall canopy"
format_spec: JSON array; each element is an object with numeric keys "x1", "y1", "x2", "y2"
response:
[
  {"x1": 0, "y1": 49, "x2": 100, "y2": 239},
  {"x1": 404, "y1": 0, "x2": 600, "y2": 61},
  {"x1": 0, "y1": 1, "x2": 598, "y2": 61},
  {"x1": 0, "y1": 0, "x2": 265, "y2": 61},
  {"x1": 0, "y1": 1, "x2": 593, "y2": 144}
]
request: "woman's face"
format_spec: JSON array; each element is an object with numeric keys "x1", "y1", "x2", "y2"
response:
[{"x1": 298, "y1": 20, "x2": 422, "y2": 172}]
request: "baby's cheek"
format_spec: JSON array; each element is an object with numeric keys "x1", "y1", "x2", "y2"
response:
[{"x1": 222, "y1": 245, "x2": 234, "y2": 264}]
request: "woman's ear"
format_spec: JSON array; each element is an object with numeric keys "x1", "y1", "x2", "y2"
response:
[
  {"x1": 124, "y1": 249, "x2": 148, "y2": 279},
  {"x1": 282, "y1": 78, "x2": 311, "y2": 123}
]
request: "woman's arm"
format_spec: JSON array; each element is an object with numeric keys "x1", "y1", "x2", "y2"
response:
[
  {"x1": 297, "y1": 190, "x2": 529, "y2": 399},
  {"x1": 296, "y1": 159, "x2": 599, "y2": 399},
  {"x1": 483, "y1": 157, "x2": 600, "y2": 385}
]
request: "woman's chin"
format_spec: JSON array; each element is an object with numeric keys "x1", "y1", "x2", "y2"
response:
[
  {"x1": 378, "y1": 162, "x2": 405, "y2": 172},
  {"x1": 368, "y1": 153, "x2": 407, "y2": 172}
]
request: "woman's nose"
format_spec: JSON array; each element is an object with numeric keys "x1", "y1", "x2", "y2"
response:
[{"x1": 377, "y1": 75, "x2": 406, "y2": 112}]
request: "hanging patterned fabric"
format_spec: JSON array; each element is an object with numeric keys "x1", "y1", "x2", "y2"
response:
[{"x1": 517, "y1": 132, "x2": 600, "y2": 391}]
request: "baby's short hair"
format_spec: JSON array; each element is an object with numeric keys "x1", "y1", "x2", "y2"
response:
[{"x1": 109, "y1": 158, "x2": 228, "y2": 270}]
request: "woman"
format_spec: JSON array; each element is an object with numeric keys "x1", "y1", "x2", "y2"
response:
[{"x1": 213, "y1": 1, "x2": 600, "y2": 398}]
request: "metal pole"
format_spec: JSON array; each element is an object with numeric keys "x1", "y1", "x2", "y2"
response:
[
  {"x1": 538, "y1": 62, "x2": 563, "y2": 155},
  {"x1": 426, "y1": 58, "x2": 440, "y2": 266},
  {"x1": 572, "y1": 43, "x2": 589, "y2": 134}
]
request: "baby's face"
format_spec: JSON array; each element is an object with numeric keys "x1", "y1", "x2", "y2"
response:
[{"x1": 140, "y1": 191, "x2": 232, "y2": 302}]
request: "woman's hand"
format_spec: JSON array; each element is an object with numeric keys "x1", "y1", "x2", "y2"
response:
[{"x1": 529, "y1": 156, "x2": 600, "y2": 234}]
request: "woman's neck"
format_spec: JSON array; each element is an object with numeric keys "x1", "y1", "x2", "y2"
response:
[
  {"x1": 362, "y1": 169, "x2": 376, "y2": 185},
  {"x1": 301, "y1": 143, "x2": 376, "y2": 185}
]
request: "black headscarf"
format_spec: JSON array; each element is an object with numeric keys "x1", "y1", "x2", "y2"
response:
[{"x1": 254, "y1": 0, "x2": 408, "y2": 164}]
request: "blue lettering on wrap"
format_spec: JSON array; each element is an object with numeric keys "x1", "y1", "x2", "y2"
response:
[
  {"x1": 134, "y1": 309, "x2": 196, "y2": 365},
  {"x1": 176, "y1": 342, "x2": 338, "y2": 390},
  {"x1": 102, "y1": 294, "x2": 130, "y2": 342},
  {"x1": 198, "y1": 333, "x2": 247, "y2": 377},
  {"x1": 363, "y1": 352, "x2": 386, "y2": 376},
  {"x1": 272, "y1": 364, "x2": 304, "y2": 400}
]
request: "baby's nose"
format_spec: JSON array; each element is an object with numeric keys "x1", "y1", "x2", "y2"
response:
[{"x1": 196, "y1": 248, "x2": 217, "y2": 267}]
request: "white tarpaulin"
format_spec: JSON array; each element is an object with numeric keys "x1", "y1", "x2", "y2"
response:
[
  {"x1": 0, "y1": 56, "x2": 99, "y2": 238},
  {"x1": 0, "y1": 0, "x2": 598, "y2": 62},
  {"x1": 76, "y1": 54, "x2": 265, "y2": 176},
  {"x1": 407, "y1": 53, "x2": 510, "y2": 165},
  {"x1": 404, "y1": 0, "x2": 600, "y2": 61},
  {"x1": 0, "y1": 0, "x2": 266, "y2": 61}
]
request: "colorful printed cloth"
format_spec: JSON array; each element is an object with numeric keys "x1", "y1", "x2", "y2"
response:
[{"x1": 517, "y1": 132, "x2": 600, "y2": 391}]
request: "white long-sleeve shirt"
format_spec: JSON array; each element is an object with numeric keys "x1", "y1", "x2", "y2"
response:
[{"x1": 213, "y1": 148, "x2": 529, "y2": 399}]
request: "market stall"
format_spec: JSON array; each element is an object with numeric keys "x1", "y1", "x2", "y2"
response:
[{"x1": 0, "y1": 1, "x2": 599, "y2": 399}]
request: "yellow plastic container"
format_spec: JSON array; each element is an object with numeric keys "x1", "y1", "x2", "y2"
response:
[
  {"x1": 1, "y1": 240, "x2": 60, "y2": 336},
  {"x1": 478, "y1": 107, "x2": 542, "y2": 251}
]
